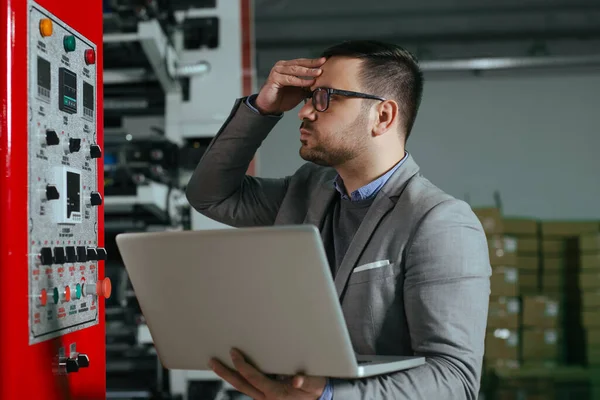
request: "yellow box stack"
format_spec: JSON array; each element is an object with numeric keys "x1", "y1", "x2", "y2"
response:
[
  {"x1": 474, "y1": 208, "x2": 522, "y2": 370},
  {"x1": 539, "y1": 221, "x2": 600, "y2": 367},
  {"x1": 579, "y1": 233, "x2": 600, "y2": 370}
]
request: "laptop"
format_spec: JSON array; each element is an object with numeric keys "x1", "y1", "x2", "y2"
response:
[{"x1": 115, "y1": 224, "x2": 425, "y2": 378}]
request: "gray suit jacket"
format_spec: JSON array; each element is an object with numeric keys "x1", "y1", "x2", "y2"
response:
[{"x1": 186, "y1": 98, "x2": 492, "y2": 400}]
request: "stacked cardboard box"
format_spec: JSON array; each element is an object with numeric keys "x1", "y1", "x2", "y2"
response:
[
  {"x1": 580, "y1": 233, "x2": 600, "y2": 369},
  {"x1": 502, "y1": 218, "x2": 541, "y2": 295},
  {"x1": 474, "y1": 208, "x2": 522, "y2": 370},
  {"x1": 485, "y1": 366, "x2": 592, "y2": 400},
  {"x1": 540, "y1": 221, "x2": 600, "y2": 366}
]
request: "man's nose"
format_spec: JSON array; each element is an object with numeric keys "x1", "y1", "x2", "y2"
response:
[{"x1": 298, "y1": 101, "x2": 317, "y2": 121}]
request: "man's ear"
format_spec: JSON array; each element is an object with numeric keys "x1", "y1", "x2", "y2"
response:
[{"x1": 372, "y1": 100, "x2": 399, "y2": 137}]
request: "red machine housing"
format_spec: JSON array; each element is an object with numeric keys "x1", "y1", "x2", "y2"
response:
[{"x1": 0, "y1": 0, "x2": 106, "y2": 398}]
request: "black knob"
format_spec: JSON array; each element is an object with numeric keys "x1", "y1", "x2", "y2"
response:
[
  {"x1": 65, "y1": 246, "x2": 77, "y2": 263},
  {"x1": 86, "y1": 247, "x2": 97, "y2": 261},
  {"x1": 90, "y1": 192, "x2": 102, "y2": 206},
  {"x1": 90, "y1": 144, "x2": 102, "y2": 159},
  {"x1": 65, "y1": 358, "x2": 79, "y2": 373},
  {"x1": 69, "y1": 138, "x2": 81, "y2": 153},
  {"x1": 76, "y1": 246, "x2": 88, "y2": 262},
  {"x1": 46, "y1": 129, "x2": 59, "y2": 146},
  {"x1": 77, "y1": 354, "x2": 90, "y2": 368},
  {"x1": 53, "y1": 247, "x2": 66, "y2": 264},
  {"x1": 46, "y1": 185, "x2": 60, "y2": 201},
  {"x1": 96, "y1": 247, "x2": 107, "y2": 261},
  {"x1": 40, "y1": 247, "x2": 53, "y2": 265}
]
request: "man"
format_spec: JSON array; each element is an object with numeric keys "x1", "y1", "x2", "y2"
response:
[{"x1": 186, "y1": 40, "x2": 491, "y2": 400}]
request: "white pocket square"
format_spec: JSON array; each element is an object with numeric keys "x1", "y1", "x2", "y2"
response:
[{"x1": 353, "y1": 259, "x2": 390, "y2": 273}]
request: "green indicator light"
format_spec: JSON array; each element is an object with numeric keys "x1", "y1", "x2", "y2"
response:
[
  {"x1": 53, "y1": 287, "x2": 59, "y2": 304},
  {"x1": 75, "y1": 283, "x2": 81, "y2": 299},
  {"x1": 63, "y1": 35, "x2": 76, "y2": 52}
]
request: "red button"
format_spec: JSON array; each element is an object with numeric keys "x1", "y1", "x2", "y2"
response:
[
  {"x1": 96, "y1": 277, "x2": 112, "y2": 299},
  {"x1": 40, "y1": 289, "x2": 47, "y2": 306},
  {"x1": 85, "y1": 49, "x2": 95, "y2": 65}
]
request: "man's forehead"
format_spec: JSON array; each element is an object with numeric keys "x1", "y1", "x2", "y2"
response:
[{"x1": 312, "y1": 56, "x2": 362, "y2": 91}]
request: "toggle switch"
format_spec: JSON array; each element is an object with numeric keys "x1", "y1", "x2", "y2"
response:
[
  {"x1": 40, "y1": 247, "x2": 53, "y2": 265},
  {"x1": 53, "y1": 247, "x2": 66, "y2": 264},
  {"x1": 76, "y1": 246, "x2": 87, "y2": 262},
  {"x1": 86, "y1": 247, "x2": 97, "y2": 261},
  {"x1": 96, "y1": 247, "x2": 107, "y2": 260},
  {"x1": 65, "y1": 246, "x2": 77, "y2": 263}
]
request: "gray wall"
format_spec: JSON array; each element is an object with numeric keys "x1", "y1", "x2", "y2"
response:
[{"x1": 257, "y1": 69, "x2": 600, "y2": 220}]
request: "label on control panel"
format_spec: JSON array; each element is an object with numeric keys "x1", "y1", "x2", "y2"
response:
[{"x1": 28, "y1": 3, "x2": 100, "y2": 344}]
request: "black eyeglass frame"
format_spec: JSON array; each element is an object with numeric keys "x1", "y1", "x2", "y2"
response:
[{"x1": 305, "y1": 87, "x2": 386, "y2": 112}]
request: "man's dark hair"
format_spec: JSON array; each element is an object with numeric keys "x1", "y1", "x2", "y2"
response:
[{"x1": 321, "y1": 40, "x2": 424, "y2": 141}]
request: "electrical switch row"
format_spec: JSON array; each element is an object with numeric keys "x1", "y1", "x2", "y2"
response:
[{"x1": 39, "y1": 246, "x2": 107, "y2": 265}]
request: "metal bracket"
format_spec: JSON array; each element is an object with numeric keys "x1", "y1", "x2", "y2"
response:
[{"x1": 104, "y1": 20, "x2": 180, "y2": 93}]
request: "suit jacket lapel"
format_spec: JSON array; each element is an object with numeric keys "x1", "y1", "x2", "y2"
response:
[
  {"x1": 333, "y1": 154, "x2": 421, "y2": 299},
  {"x1": 303, "y1": 173, "x2": 337, "y2": 234}
]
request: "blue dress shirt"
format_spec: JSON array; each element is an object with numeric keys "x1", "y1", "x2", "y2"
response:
[{"x1": 246, "y1": 94, "x2": 408, "y2": 400}]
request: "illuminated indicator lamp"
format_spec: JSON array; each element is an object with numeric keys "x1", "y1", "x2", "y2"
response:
[
  {"x1": 75, "y1": 283, "x2": 82, "y2": 300},
  {"x1": 64, "y1": 286, "x2": 71, "y2": 302},
  {"x1": 39, "y1": 289, "x2": 48, "y2": 306},
  {"x1": 40, "y1": 19, "x2": 53, "y2": 37},
  {"x1": 84, "y1": 49, "x2": 96, "y2": 65},
  {"x1": 63, "y1": 35, "x2": 76, "y2": 52}
]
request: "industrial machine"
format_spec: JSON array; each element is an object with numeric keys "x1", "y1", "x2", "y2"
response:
[{"x1": 0, "y1": 1, "x2": 110, "y2": 399}]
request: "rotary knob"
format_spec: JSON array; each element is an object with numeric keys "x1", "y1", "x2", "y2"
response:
[
  {"x1": 45, "y1": 185, "x2": 60, "y2": 201},
  {"x1": 89, "y1": 192, "x2": 102, "y2": 206},
  {"x1": 90, "y1": 144, "x2": 102, "y2": 159},
  {"x1": 67, "y1": 138, "x2": 81, "y2": 154},
  {"x1": 77, "y1": 354, "x2": 90, "y2": 368},
  {"x1": 44, "y1": 129, "x2": 59, "y2": 146}
]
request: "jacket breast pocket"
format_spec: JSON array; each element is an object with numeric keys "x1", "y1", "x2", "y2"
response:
[
  {"x1": 348, "y1": 260, "x2": 396, "y2": 285},
  {"x1": 343, "y1": 261, "x2": 399, "y2": 354}
]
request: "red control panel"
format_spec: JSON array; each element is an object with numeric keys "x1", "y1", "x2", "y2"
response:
[{"x1": 0, "y1": 1, "x2": 108, "y2": 398}]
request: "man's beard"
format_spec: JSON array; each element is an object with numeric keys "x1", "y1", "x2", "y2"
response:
[{"x1": 299, "y1": 113, "x2": 369, "y2": 167}]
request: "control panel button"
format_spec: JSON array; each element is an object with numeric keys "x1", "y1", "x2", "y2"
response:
[
  {"x1": 65, "y1": 246, "x2": 77, "y2": 263},
  {"x1": 38, "y1": 289, "x2": 48, "y2": 307},
  {"x1": 40, "y1": 247, "x2": 53, "y2": 265},
  {"x1": 65, "y1": 358, "x2": 79, "y2": 373},
  {"x1": 45, "y1": 129, "x2": 60, "y2": 146},
  {"x1": 86, "y1": 247, "x2": 97, "y2": 261},
  {"x1": 96, "y1": 248, "x2": 107, "y2": 260},
  {"x1": 63, "y1": 35, "x2": 76, "y2": 52},
  {"x1": 90, "y1": 192, "x2": 102, "y2": 206},
  {"x1": 84, "y1": 49, "x2": 96, "y2": 65},
  {"x1": 68, "y1": 138, "x2": 81, "y2": 153},
  {"x1": 39, "y1": 18, "x2": 53, "y2": 37},
  {"x1": 53, "y1": 247, "x2": 66, "y2": 264},
  {"x1": 90, "y1": 144, "x2": 102, "y2": 159},
  {"x1": 60, "y1": 286, "x2": 71, "y2": 303},
  {"x1": 76, "y1": 246, "x2": 87, "y2": 262},
  {"x1": 75, "y1": 283, "x2": 82, "y2": 300},
  {"x1": 97, "y1": 278, "x2": 112, "y2": 299},
  {"x1": 83, "y1": 278, "x2": 111, "y2": 299},
  {"x1": 46, "y1": 185, "x2": 60, "y2": 201},
  {"x1": 53, "y1": 287, "x2": 59, "y2": 304},
  {"x1": 77, "y1": 354, "x2": 90, "y2": 368}
]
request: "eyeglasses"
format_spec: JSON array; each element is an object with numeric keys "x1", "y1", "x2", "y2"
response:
[{"x1": 304, "y1": 87, "x2": 386, "y2": 112}]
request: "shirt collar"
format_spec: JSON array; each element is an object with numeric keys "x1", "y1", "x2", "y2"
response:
[{"x1": 334, "y1": 151, "x2": 409, "y2": 202}]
